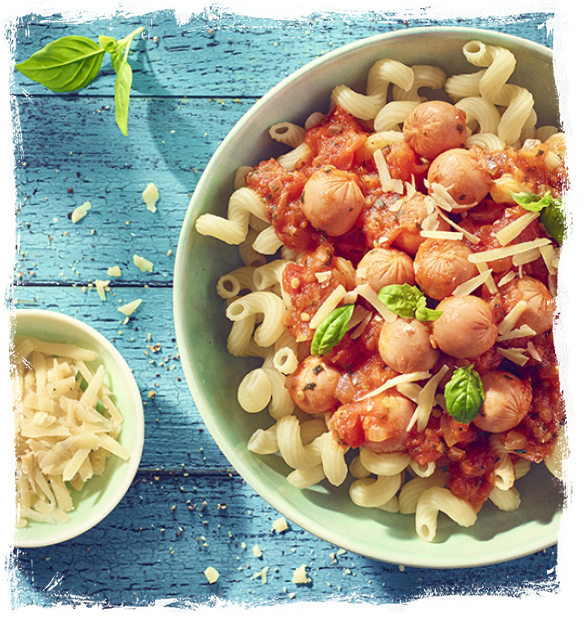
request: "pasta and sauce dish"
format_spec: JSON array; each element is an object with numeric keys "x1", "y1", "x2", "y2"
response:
[{"x1": 194, "y1": 39, "x2": 567, "y2": 543}]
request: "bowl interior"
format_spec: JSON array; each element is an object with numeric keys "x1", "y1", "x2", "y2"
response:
[
  {"x1": 12, "y1": 310, "x2": 145, "y2": 548},
  {"x1": 174, "y1": 27, "x2": 564, "y2": 567}
]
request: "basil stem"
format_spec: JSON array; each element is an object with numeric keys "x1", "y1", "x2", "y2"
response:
[
  {"x1": 311, "y1": 304, "x2": 354, "y2": 356},
  {"x1": 444, "y1": 364, "x2": 484, "y2": 424}
]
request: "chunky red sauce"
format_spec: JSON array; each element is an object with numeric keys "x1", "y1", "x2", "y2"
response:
[{"x1": 246, "y1": 104, "x2": 566, "y2": 513}]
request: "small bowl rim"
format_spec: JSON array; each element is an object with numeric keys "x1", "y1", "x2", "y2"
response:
[
  {"x1": 11, "y1": 308, "x2": 145, "y2": 547},
  {"x1": 174, "y1": 26, "x2": 561, "y2": 568}
]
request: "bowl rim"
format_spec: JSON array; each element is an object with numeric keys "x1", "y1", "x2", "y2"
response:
[
  {"x1": 11, "y1": 308, "x2": 145, "y2": 547},
  {"x1": 174, "y1": 26, "x2": 560, "y2": 568}
]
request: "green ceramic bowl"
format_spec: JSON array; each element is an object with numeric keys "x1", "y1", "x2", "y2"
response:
[
  {"x1": 174, "y1": 27, "x2": 564, "y2": 567},
  {"x1": 12, "y1": 309, "x2": 144, "y2": 547}
]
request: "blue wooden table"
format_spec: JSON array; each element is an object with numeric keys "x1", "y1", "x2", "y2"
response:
[{"x1": 7, "y1": 8, "x2": 563, "y2": 610}]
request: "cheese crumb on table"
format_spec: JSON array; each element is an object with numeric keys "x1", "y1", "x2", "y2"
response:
[
  {"x1": 118, "y1": 299, "x2": 142, "y2": 316},
  {"x1": 133, "y1": 255, "x2": 153, "y2": 273},
  {"x1": 142, "y1": 182, "x2": 159, "y2": 212},
  {"x1": 292, "y1": 565, "x2": 311, "y2": 584},
  {"x1": 204, "y1": 566, "x2": 219, "y2": 584},
  {"x1": 107, "y1": 266, "x2": 122, "y2": 277},
  {"x1": 272, "y1": 517, "x2": 288, "y2": 533},
  {"x1": 71, "y1": 201, "x2": 91, "y2": 223}
]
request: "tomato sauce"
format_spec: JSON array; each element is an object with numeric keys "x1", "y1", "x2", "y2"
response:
[{"x1": 246, "y1": 103, "x2": 566, "y2": 513}]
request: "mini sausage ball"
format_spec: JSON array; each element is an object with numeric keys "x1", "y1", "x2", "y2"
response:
[
  {"x1": 403, "y1": 100, "x2": 468, "y2": 160},
  {"x1": 474, "y1": 370, "x2": 532, "y2": 433},
  {"x1": 356, "y1": 248, "x2": 415, "y2": 292},
  {"x1": 499, "y1": 275, "x2": 555, "y2": 335},
  {"x1": 427, "y1": 148, "x2": 491, "y2": 211},
  {"x1": 431, "y1": 295, "x2": 498, "y2": 359},
  {"x1": 414, "y1": 238, "x2": 479, "y2": 300},
  {"x1": 378, "y1": 317, "x2": 439, "y2": 374},
  {"x1": 285, "y1": 355, "x2": 341, "y2": 414},
  {"x1": 301, "y1": 166, "x2": 365, "y2": 236}
]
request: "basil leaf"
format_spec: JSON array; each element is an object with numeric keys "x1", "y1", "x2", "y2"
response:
[
  {"x1": 540, "y1": 200, "x2": 567, "y2": 244},
  {"x1": 444, "y1": 364, "x2": 484, "y2": 424},
  {"x1": 15, "y1": 36, "x2": 105, "y2": 92},
  {"x1": 510, "y1": 190, "x2": 553, "y2": 212},
  {"x1": 378, "y1": 284, "x2": 421, "y2": 319},
  {"x1": 511, "y1": 190, "x2": 567, "y2": 244},
  {"x1": 415, "y1": 299, "x2": 443, "y2": 322},
  {"x1": 311, "y1": 304, "x2": 354, "y2": 356},
  {"x1": 378, "y1": 283, "x2": 442, "y2": 322}
]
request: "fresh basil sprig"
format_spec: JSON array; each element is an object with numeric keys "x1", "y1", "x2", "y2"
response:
[
  {"x1": 378, "y1": 283, "x2": 442, "y2": 322},
  {"x1": 15, "y1": 26, "x2": 144, "y2": 136},
  {"x1": 311, "y1": 304, "x2": 354, "y2": 356},
  {"x1": 444, "y1": 364, "x2": 485, "y2": 424},
  {"x1": 510, "y1": 190, "x2": 567, "y2": 244}
]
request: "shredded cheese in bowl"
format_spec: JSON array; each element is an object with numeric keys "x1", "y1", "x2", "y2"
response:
[{"x1": 12, "y1": 309, "x2": 144, "y2": 547}]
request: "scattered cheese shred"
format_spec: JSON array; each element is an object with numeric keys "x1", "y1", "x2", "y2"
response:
[
  {"x1": 436, "y1": 209, "x2": 481, "y2": 244},
  {"x1": 133, "y1": 255, "x2": 153, "y2": 272},
  {"x1": 373, "y1": 149, "x2": 403, "y2": 193},
  {"x1": 71, "y1": 201, "x2": 91, "y2": 223},
  {"x1": 355, "y1": 371, "x2": 431, "y2": 402},
  {"x1": 539, "y1": 244, "x2": 558, "y2": 275},
  {"x1": 495, "y1": 211, "x2": 540, "y2": 246},
  {"x1": 142, "y1": 182, "x2": 159, "y2": 212},
  {"x1": 354, "y1": 283, "x2": 397, "y2": 323},
  {"x1": 474, "y1": 262, "x2": 498, "y2": 295},
  {"x1": 497, "y1": 271, "x2": 517, "y2": 287},
  {"x1": 497, "y1": 300, "x2": 527, "y2": 335},
  {"x1": 107, "y1": 266, "x2": 122, "y2": 277},
  {"x1": 309, "y1": 284, "x2": 347, "y2": 330},
  {"x1": 118, "y1": 299, "x2": 142, "y2": 316},
  {"x1": 252, "y1": 545, "x2": 262, "y2": 558},
  {"x1": 497, "y1": 347, "x2": 529, "y2": 366},
  {"x1": 292, "y1": 565, "x2": 311, "y2": 584},
  {"x1": 452, "y1": 269, "x2": 493, "y2": 297},
  {"x1": 407, "y1": 365, "x2": 449, "y2": 433},
  {"x1": 420, "y1": 230, "x2": 464, "y2": 240},
  {"x1": 204, "y1": 566, "x2": 219, "y2": 584},
  {"x1": 94, "y1": 279, "x2": 110, "y2": 301},
  {"x1": 272, "y1": 517, "x2": 289, "y2": 533},
  {"x1": 512, "y1": 247, "x2": 542, "y2": 267},
  {"x1": 468, "y1": 238, "x2": 551, "y2": 264},
  {"x1": 497, "y1": 324, "x2": 537, "y2": 341},
  {"x1": 427, "y1": 182, "x2": 457, "y2": 212}
]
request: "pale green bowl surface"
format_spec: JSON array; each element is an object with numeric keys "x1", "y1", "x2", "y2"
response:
[
  {"x1": 12, "y1": 309, "x2": 144, "y2": 548},
  {"x1": 174, "y1": 27, "x2": 564, "y2": 568}
]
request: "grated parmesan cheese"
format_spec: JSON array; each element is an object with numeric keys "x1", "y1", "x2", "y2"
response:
[
  {"x1": 468, "y1": 238, "x2": 551, "y2": 264},
  {"x1": 496, "y1": 324, "x2": 537, "y2": 341},
  {"x1": 354, "y1": 283, "x2": 397, "y2": 323},
  {"x1": 420, "y1": 230, "x2": 464, "y2": 241},
  {"x1": 94, "y1": 279, "x2": 110, "y2": 301},
  {"x1": 452, "y1": 269, "x2": 493, "y2": 297},
  {"x1": 272, "y1": 516, "x2": 289, "y2": 533},
  {"x1": 142, "y1": 182, "x2": 159, "y2": 212},
  {"x1": 292, "y1": 565, "x2": 311, "y2": 584},
  {"x1": 355, "y1": 371, "x2": 431, "y2": 402},
  {"x1": 12, "y1": 337, "x2": 128, "y2": 527},
  {"x1": 118, "y1": 299, "x2": 142, "y2": 316},
  {"x1": 204, "y1": 566, "x2": 219, "y2": 584},
  {"x1": 309, "y1": 284, "x2": 347, "y2": 330},
  {"x1": 497, "y1": 347, "x2": 529, "y2": 366},
  {"x1": 407, "y1": 365, "x2": 449, "y2": 433},
  {"x1": 133, "y1": 255, "x2": 153, "y2": 273},
  {"x1": 71, "y1": 201, "x2": 91, "y2": 223},
  {"x1": 373, "y1": 149, "x2": 403, "y2": 193},
  {"x1": 495, "y1": 211, "x2": 540, "y2": 246},
  {"x1": 497, "y1": 300, "x2": 527, "y2": 335}
]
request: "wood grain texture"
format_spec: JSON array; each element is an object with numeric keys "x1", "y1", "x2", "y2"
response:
[{"x1": 8, "y1": 8, "x2": 559, "y2": 609}]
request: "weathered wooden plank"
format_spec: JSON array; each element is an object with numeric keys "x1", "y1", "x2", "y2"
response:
[
  {"x1": 13, "y1": 95, "x2": 254, "y2": 286},
  {"x1": 10, "y1": 10, "x2": 553, "y2": 99},
  {"x1": 9, "y1": 469, "x2": 558, "y2": 608}
]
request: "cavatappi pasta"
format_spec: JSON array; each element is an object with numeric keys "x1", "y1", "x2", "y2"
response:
[{"x1": 195, "y1": 41, "x2": 567, "y2": 542}]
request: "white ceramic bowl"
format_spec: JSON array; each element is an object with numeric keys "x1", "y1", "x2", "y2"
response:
[
  {"x1": 12, "y1": 309, "x2": 144, "y2": 547},
  {"x1": 174, "y1": 27, "x2": 564, "y2": 567}
]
